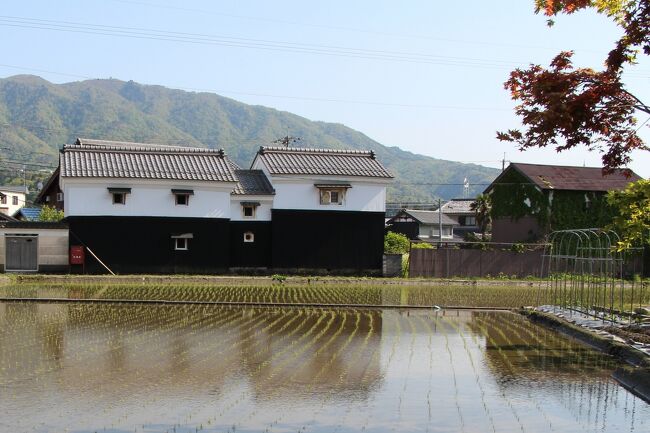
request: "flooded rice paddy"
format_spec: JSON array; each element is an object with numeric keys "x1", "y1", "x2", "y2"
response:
[{"x1": 0, "y1": 301, "x2": 647, "y2": 433}]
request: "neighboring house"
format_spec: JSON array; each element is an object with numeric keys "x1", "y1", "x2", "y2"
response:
[
  {"x1": 386, "y1": 209, "x2": 458, "y2": 242},
  {"x1": 251, "y1": 146, "x2": 393, "y2": 271},
  {"x1": 13, "y1": 207, "x2": 42, "y2": 221},
  {"x1": 35, "y1": 139, "x2": 393, "y2": 274},
  {"x1": 0, "y1": 186, "x2": 28, "y2": 217},
  {"x1": 440, "y1": 198, "x2": 479, "y2": 240},
  {"x1": 485, "y1": 162, "x2": 642, "y2": 243},
  {"x1": 36, "y1": 167, "x2": 64, "y2": 210}
]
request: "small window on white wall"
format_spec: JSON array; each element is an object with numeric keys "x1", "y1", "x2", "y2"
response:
[
  {"x1": 172, "y1": 189, "x2": 194, "y2": 206},
  {"x1": 243, "y1": 231, "x2": 255, "y2": 243},
  {"x1": 241, "y1": 202, "x2": 259, "y2": 219},
  {"x1": 315, "y1": 184, "x2": 350, "y2": 205},
  {"x1": 108, "y1": 187, "x2": 131, "y2": 205}
]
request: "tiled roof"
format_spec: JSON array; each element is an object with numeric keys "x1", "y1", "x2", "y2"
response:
[
  {"x1": 255, "y1": 146, "x2": 393, "y2": 178},
  {"x1": 0, "y1": 212, "x2": 17, "y2": 222},
  {"x1": 14, "y1": 207, "x2": 42, "y2": 221},
  {"x1": 402, "y1": 209, "x2": 458, "y2": 226},
  {"x1": 232, "y1": 170, "x2": 275, "y2": 195},
  {"x1": 487, "y1": 163, "x2": 642, "y2": 193},
  {"x1": 60, "y1": 138, "x2": 237, "y2": 182},
  {"x1": 441, "y1": 199, "x2": 475, "y2": 214}
]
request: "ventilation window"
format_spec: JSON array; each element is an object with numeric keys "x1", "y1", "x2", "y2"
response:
[
  {"x1": 171, "y1": 233, "x2": 193, "y2": 251},
  {"x1": 241, "y1": 202, "x2": 260, "y2": 219},
  {"x1": 172, "y1": 189, "x2": 194, "y2": 206},
  {"x1": 315, "y1": 184, "x2": 351, "y2": 205},
  {"x1": 108, "y1": 187, "x2": 131, "y2": 205},
  {"x1": 243, "y1": 231, "x2": 255, "y2": 243}
]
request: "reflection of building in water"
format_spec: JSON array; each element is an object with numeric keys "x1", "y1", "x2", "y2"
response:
[
  {"x1": 0, "y1": 304, "x2": 383, "y2": 404},
  {"x1": 240, "y1": 308, "x2": 383, "y2": 403}
]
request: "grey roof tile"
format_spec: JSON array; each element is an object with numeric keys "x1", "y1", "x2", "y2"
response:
[
  {"x1": 232, "y1": 170, "x2": 275, "y2": 195},
  {"x1": 256, "y1": 146, "x2": 393, "y2": 178},
  {"x1": 393, "y1": 209, "x2": 459, "y2": 226},
  {"x1": 441, "y1": 199, "x2": 476, "y2": 214},
  {"x1": 61, "y1": 138, "x2": 237, "y2": 182}
]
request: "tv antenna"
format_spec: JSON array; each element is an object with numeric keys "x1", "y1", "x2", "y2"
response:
[{"x1": 273, "y1": 134, "x2": 301, "y2": 148}]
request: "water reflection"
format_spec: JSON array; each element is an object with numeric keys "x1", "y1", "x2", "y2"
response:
[{"x1": 0, "y1": 302, "x2": 646, "y2": 433}]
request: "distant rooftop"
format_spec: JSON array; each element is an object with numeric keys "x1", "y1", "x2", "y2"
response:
[
  {"x1": 255, "y1": 146, "x2": 393, "y2": 178},
  {"x1": 441, "y1": 198, "x2": 475, "y2": 214},
  {"x1": 13, "y1": 207, "x2": 41, "y2": 221},
  {"x1": 486, "y1": 163, "x2": 642, "y2": 193},
  {"x1": 0, "y1": 185, "x2": 28, "y2": 194},
  {"x1": 61, "y1": 138, "x2": 237, "y2": 182},
  {"x1": 389, "y1": 209, "x2": 458, "y2": 226}
]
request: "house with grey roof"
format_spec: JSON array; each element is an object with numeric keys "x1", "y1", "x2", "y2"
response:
[
  {"x1": 251, "y1": 146, "x2": 393, "y2": 271},
  {"x1": 440, "y1": 198, "x2": 479, "y2": 240},
  {"x1": 485, "y1": 162, "x2": 642, "y2": 243},
  {"x1": 386, "y1": 209, "x2": 458, "y2": 242},
  {"x1": 34, "y1": 139, "x2": 392, "y2": 274}
]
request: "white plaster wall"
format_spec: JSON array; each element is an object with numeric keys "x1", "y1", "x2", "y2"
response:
[
  {"x1": 61, "y1": 178, "x2": 235, "y2": 218},
  {"x1": 0, "y1": 191, "x2": 26, "y2": 217},
  {"x1": 230, "y1": 197, "x2": 273, "y2": 221},
  {"x1": 269, "y1": 178, "x2": 387, "y2": 212}
]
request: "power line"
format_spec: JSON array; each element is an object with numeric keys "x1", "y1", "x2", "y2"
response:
[{"x1": 0, "y1": 15, "x2": 546, "y2": 70}]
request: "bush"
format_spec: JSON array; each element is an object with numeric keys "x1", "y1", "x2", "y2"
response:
[
  {"x1": 38, "y1": 205, "x2": 64, "y2": 222},
  {"x1": 384, "y1": 231, "x2": 410, "y2": 254},
  {"x1": 411, "y1": 242, "x2": 433, "y2": 249}
]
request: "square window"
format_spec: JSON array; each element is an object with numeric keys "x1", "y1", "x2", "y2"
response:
[
  {"x1": 175, "y1": 238, "x2": 189, "y2": 250},
  {"x1": 113, "y1": 192, "x2": 126, "y2": 205},
  {"x1": 243, "y1": 231, "x2": 255, "y2": 243},
  {"x1": 319, "y1": 188, "x2": 345, "y2": 205},
  {"x1": 56, "y1": 192, "x2": 64, "y2": 202},
  {"x1": 243, "y1": 205, "x2": 255, "y2": 218},
  {"x1": 175, "y1": 194, "x2": 189, "y2": 206}
]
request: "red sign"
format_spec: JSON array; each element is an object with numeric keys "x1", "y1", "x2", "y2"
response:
[{"x1": 70, "y1": 245, "x2": 85, "y2": 265}]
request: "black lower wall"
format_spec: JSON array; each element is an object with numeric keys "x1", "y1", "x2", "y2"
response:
[
  {"x1": 66, "y1": 216, "x2": 230, "y2": 274},
  {"x1": 271, "y1": 209, "x2": 385, "y2": 272},
  {"x1": 230, "y1": 221, "x2": 272, "y2": 268}
]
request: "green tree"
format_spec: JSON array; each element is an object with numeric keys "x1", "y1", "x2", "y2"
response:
[
  {"x1": 607, "y1": 179, "x2": 650, "y2": 250},
  {"x1": 498, "y1": 0, "x2": 650, "y2": 173},
  {"x1": 38, "y1": 205, "x2": 65, "y2": 222},
  {"x1": 470, "y1": 194, "x2": 492, "y2": 236},
  {"x1": 384, "y1": 231, "x2": 410, "y2": 254}
]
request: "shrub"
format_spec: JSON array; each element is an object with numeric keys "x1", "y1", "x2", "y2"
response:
[
  {"x1": 384, "y1": 231, "x2": 410, "y2": 254},
  {"x1": 411, "y1": 242, "x2": 433, "y2": 249}
]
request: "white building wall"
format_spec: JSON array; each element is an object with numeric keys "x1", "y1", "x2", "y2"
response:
[
  {"x1": 61, "y1": 178, "x2": 236, "y2": 219},
  {"x1": 230, "y1": 196, "x2": 273, "y2": 221},
  {"x1": 269, "y1": 178, "x2": 387, "y2": 212},
  {"x1": 0, "y1": 190, "x2": 26, "y2": 217}
]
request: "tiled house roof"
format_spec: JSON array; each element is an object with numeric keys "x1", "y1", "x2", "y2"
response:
[
  {"x1": 60, "y1": 138, "x2": 237, "y2": 182},
  {"x1": 13, "y1": 207, "x2": 42, "y2": 221},
  {"x1": 0, "y1": 185, "x2": 28, "y2": 194},
  {"x1": 441, "y1": 199, "x2": 475, "y2": 215},
  {"x1": 232, "y1": 170, "x2": 275, "y2": 195},
  {"x1": 255, "y1": 146, "x2": 393, "y2": 178},
  {"x1": 485, "y1": 163, "x2": 642, "y2": 193},
  {"x1": 392, "y1": 209, "x2": 458, "y2": 226}
]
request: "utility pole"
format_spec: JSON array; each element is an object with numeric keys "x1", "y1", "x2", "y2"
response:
[
  {"x1": 438, "y1": 198, "x2": 443, "y2": 247},
  {"x1": 502, "y1": 152, "x2": 506, "y2": 172}
]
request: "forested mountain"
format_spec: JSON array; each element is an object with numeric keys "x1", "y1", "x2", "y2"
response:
[{"x1": 0, "y1": 75, "x2": 499, "y2": 203}]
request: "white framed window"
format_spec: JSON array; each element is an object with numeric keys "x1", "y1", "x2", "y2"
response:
[
  {"x1": 175, "y1": 238, "x2": 189, "y2": 250},
  {"x1": 318, "y1": 188, "x2": 347, "y2": 205},
  {"x1": 45, "y1": 196, "x2": 50, "y2": 203},
  {"x1": 56, "y1": 192, "x2": 64, "y2": 202},
  {"x1": 241, "y1": 202, "x2": 260, "y2": 219},
  {"x1": 112, "y1": 192, "x2": 126, "y2": 205},
  {"x1": 12, "y1": 196, "x2": 18, "y2": 206},
  {"x1": 108, "y1": 188, "x2": 131, "y2": 205},
  {"x1": 243, "y1": 231, "x2": 255, "y2": 243},
  {"x1": 172, "y1": 233, "x2": 193, "y2": 251},
  {"x1": 172, "y1": 189, "x2": 194, "y2": 206}
]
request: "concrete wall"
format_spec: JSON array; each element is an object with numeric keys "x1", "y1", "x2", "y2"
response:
[{"x1": 0, "y1": 227, "x2": 69, "y2": 272}]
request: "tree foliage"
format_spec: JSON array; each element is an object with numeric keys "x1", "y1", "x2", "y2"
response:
[
  {"x1": 38, "y1": 205, "x2": 64, "y2": 222},
  {"x1": 470, "y1": 193, "x2": 492, "y2": 235},
  {"x1": 384, "y1": 231, "x2": 411, "y2": 254},
  {"x1": 498, "y1": 0, "x2": 650, "y2": 173},
  {"x1": 607, "y1": 179, "x2": 650, "y2": 250}
]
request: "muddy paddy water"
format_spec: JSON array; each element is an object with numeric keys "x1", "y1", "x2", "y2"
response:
[{"x1": 0, "y1": 303, "x2": 647, "y2": 433}]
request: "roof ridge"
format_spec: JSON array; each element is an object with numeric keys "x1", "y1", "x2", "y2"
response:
[
  {"x1": 259, "y1": 146, "x2": 374, "y2": 156},
  {"x1": 66, "y1": 139, "x2": 226, "y2": 156}
]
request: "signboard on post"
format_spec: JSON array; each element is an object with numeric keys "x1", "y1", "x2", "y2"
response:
[{"x1": 70, "y1": 245, "x2": 85, "y2": 265}]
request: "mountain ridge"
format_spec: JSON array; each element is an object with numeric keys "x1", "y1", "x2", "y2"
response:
[{"x1": 0, "y1": 74, "x2": 499, "y2": 202}]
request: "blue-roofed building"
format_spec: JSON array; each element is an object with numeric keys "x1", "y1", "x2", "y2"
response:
[{"x1": 13, "y1": 207, "x2": 42, "y2": 221}]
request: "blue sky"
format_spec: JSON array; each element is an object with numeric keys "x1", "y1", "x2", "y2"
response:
[{"x1": 2, "y1": 0, "x2": 649, "y2": 177}]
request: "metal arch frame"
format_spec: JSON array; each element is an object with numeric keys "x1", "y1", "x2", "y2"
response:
[{"x1": 540, "y1": 228, "x2": 639, "y2": 323}]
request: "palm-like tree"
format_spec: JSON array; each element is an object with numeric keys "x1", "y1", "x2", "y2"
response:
[{"x1": 471, "y1": 194, "x2": 492, "y2": 236}]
